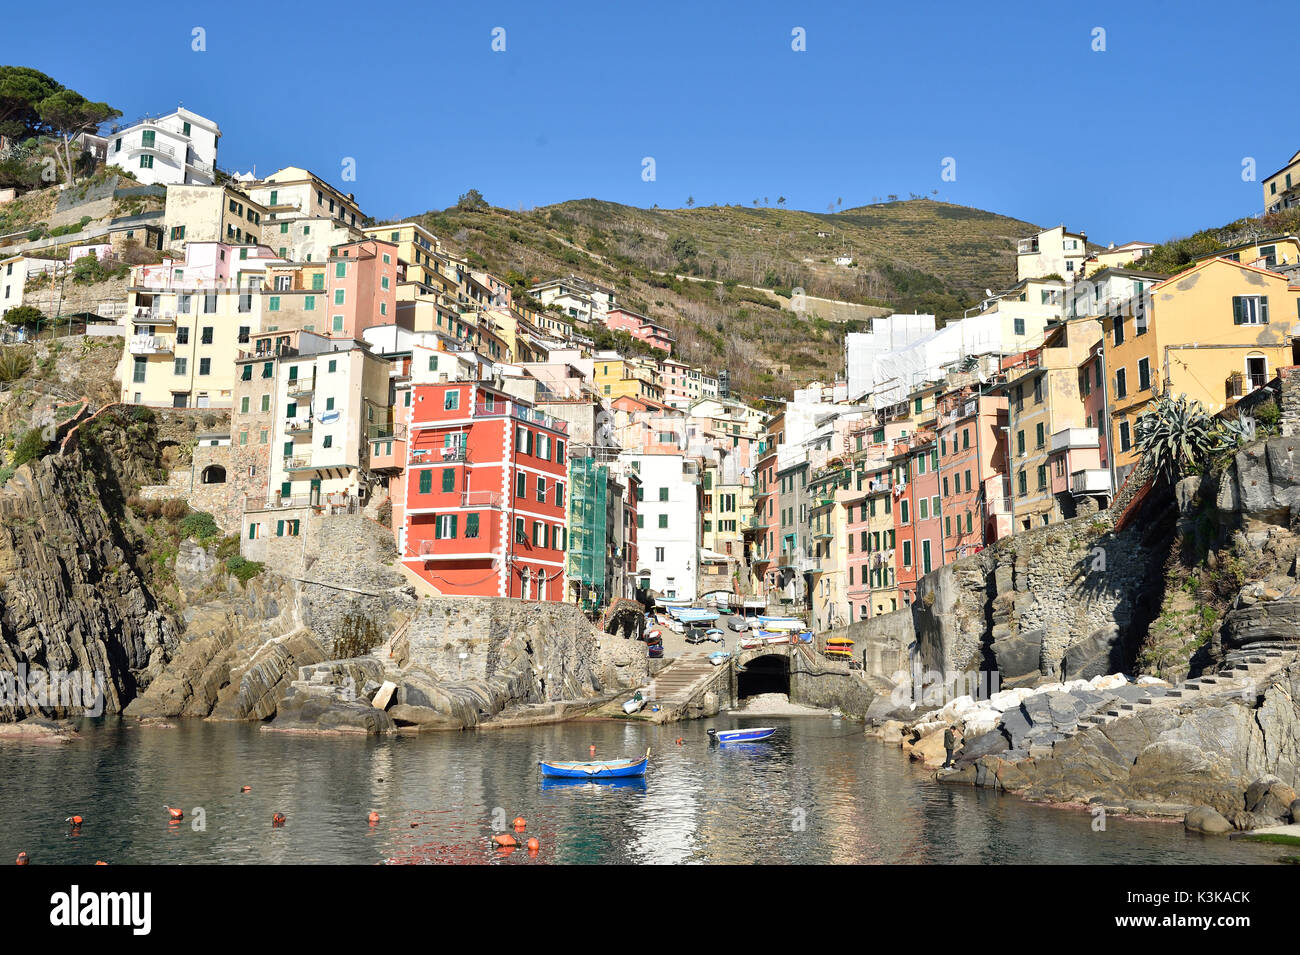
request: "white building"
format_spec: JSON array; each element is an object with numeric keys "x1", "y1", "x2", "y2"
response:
[
  {"x1": 844, "y1": 313, "x2": 937, "y2": 401},
  {"x1": 107, "y1": 108, "x2": 220, "y2": 187},
  {"x1": 530, "y1": 275, "x2": 616, "y2": 324},
  {"x1": 1016, "y1": 225, "x2": 1087, "y2": 282},
  {"x1": 619, "y1": 451, "x2": 701, "y2": 603}
]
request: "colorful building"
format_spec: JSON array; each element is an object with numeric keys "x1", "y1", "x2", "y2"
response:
[{"x1": 402, "y1": 382, "x2": 570, "y2": 600}]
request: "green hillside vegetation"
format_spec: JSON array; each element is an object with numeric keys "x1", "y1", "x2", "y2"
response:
[
  {"x1": 405, "y1": 197, "x2": 1041, "y2": 399},
  {"x1": 1132, "y1": 207, "x2": 1300, "y2": 276}
]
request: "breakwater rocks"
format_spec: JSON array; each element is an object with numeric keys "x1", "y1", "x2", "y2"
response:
[{"x1": 875, "y1": 649, "x2": 1300, "y2": 831}]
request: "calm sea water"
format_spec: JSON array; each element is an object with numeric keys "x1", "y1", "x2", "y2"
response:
[{"x1": 0, "y1": 716, "x2": 1283, "y2": 865}]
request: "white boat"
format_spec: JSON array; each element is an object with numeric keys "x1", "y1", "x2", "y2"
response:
[
  {"x1": 622, "y1": 691, "x2": 647, "y2": 715},
  {"x1": 708, "y1": 651, "x2": 731, "y2": 666}
]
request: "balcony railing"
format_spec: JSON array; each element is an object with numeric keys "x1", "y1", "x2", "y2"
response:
[
  {"x1": 461, "y1": 490, "x2": 501, "y2": 508},
  {"x1": 1050, "y1": 426, "x2": 1099, "y2": 453},
  {"x1": 1071, "y1": 469, "x2": 1111, "y2": 495},
  {"x1": 286, "y1": 377, "x2": 315, "y2": 397},
  {"x1": 129, "y1": 335, "x2": 172, "y2": 355}
]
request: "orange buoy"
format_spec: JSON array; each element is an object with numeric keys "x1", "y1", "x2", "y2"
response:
[
  {"x1": 165, "y1": 806, "x2": 183, "y2": 821},
  {"x1": 367, "y1": 810, "x2": 379, "y2": 824},
  {"x1": 589, "y1": 744, "x2": 596, "y2": 755},
  {"x1": 272, "y1": 812, "x2": 286, "y2": 827},
  {"x1": 676, "y1": 737, "x2": 683, "y2": 745},
  {"x1": 492, "y1": 833, "x2": 518, "y2": 847},
  {"x1": 240, "y1": 786, "x2": 251, "y2": 793},
  {"x1": 512, "y1": 816, "x2": 526, "y2": 831},
  {"x1": 526, "y1": 837, "x2": 539, "y2": 851},
  {"x1": 67, "y1": 815, "x2": 83, "y2": 828},
  {"x1": 94, "y1": 860, "x2": 107, "y2": 865},
  {"x1": 15, "y1": 852, "x2": 28, "y2": 865}
]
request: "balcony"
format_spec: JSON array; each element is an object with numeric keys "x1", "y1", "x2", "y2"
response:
[
  {"x1": 988, "y1": 496, "x2": 1014, "y2": 516},
  {"x1": 369, "y1": 437, "x2": 406, "y2": 471},
  {"x1": 286, "y1": 377, "x2": 315, "y2": 398},
  {"x1": 1071, "y1": 469, "x2": 1111, "y2": 495},
  {"x1": 1050, "y1": 427, "x2": 1099, "y2": 453},
  {"x1": 1017, "y1": 238, "x2": 1040, "y2": 254},
  {"x1": 284, "y1": 419, "x2": 312, "y2": 435},
  {"x1": 129, "y1": 334, "x2": 172, "y2": 355},
  {"x1": 461, "y1": 490, "x2": 502, "y2": 508},
  {"x1": 131, "y1": 308, "x2": 175, "y2": 326}
]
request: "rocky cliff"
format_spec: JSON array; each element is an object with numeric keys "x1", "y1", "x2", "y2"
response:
[{"x1": 0, "y1": 406, "x2": 178, "y2": 719}]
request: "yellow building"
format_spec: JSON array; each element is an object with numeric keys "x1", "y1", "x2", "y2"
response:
[
  {"x1": 593, "y1": 355, "x2": 665, "y2": 403},
  {"x1": 998, "y1": 317, "x2": 1104, "y2": 530},
  {"x1": 1263, "y1": 150, "x2": 1300, "y2": 214},
  {"x1": 1192, "y1": 235, "x2": 1300, "y2": 272},
  {"x1": 1103, "y1": 257, "x2": 1299, "y2": 482}
]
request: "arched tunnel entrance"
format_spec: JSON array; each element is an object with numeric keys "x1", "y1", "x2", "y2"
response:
[{"x1": 736, "y1": 653, "x2": 790, "y2": 700}]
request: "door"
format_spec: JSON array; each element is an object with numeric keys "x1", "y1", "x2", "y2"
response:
[
  {"x1": 309, "y1": 478, "x2": 321, "y2": 506},
  {"x1": 1247, "y1": 356, "x2": 1268, "y2": 391},
  {"x1": 172, "y1": 393, "x2": 188, "y2": 408}
]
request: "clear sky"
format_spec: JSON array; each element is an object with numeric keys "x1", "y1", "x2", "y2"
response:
[{"x1": 3, "y1": 0, "x2": 1289, "y2": 244}]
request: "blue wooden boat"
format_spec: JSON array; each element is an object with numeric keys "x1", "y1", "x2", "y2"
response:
[
  {"x1": 539, "y1": 748, "x2": 649, "y2": 779},
  {"x1": 708, "y1": 727, "x2": 776, "y2": 744}
]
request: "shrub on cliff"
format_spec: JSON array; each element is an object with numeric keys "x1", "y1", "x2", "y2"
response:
[
  {"x1": 11, "y1": 426, "x2": 50, "y2": 468},
  {"x1": 225, "y1": 555, "x2": 264, "y2": 584},
  {"x1": 179, "y1": 510, "x2": 219, "y2": 543},
  {"x1": 1134, "y1": 394, "x2": 1212, "y2": 485},
  {"x1": 160, "y1": 498, "x2": 188, "y2": 521}
]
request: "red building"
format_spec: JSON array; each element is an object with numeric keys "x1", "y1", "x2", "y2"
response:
[{"x1": 402, "y1": 381, "x2": 569, "y2": 600}]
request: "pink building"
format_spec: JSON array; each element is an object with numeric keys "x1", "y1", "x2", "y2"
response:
[
  {"x1": 326, "y1": 238, "x2": 398, "y2": 340},
  {"x1": 136, "y1": 241, "x2": 283, "y2": 290},
  {"x1": 844, "y1": 491, "x2": 871, "y2": 621},
  {"x1": 605, "y1": 308, "x2": 675, "y2": 354}
]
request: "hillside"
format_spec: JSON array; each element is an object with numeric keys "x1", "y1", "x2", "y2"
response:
[{"x1": 407, "y1": 198, "x2": 1041, "y2": 400}]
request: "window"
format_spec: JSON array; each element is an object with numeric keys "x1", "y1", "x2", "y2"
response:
[
  {"x1": 241, "y1": 364, "x2": 253, "y2": 381},
  {"x1": 171, "y1": 226, "x2": 185, "y2": 241},
  {"x1": 418, "y1": 470, "x2": 432, "y2": 494},
  {"x1": 466, "y1": 513, "x2": 480, "y2": 538},
  {"x1": 1013, "y1": 317, "x2": 1025, "y2": 336},
  {"x1": 1115, "y1": 367, "x2": 1127, "y2": 400},
  {"x1": 1113, "y1": 318, "x2": 1125, "y2": 346},
  {"x1": 1037, "y1": 465, "x2": 1047, "y2": 490},
  {"x1": 444, "y1": 390, "x2": 459, "y2": 411},
  {"x1": 516, "y1": 472, "x2": 527, "y2": 499},
  {"x1": 658, "y1": 514, "x2": 668, "y2": 528},
  {"x1": 322, "y1": 435, "x2": 332, "y2": 449},
  {"x1": 659, "y1": 487, "x2": 668, "y2": 501},
  {"x1": 1018, "y1": 470, "x2": 1027, "y2": 496},
  {"x1": 1138, "y1": 357, "x2": 1151, "y2": 392},
  {"x1": 515, "y1": 517, "x2": 526, "y2": 543},
  {"x1": 1232, "y1": 295, "x2": 1269, "y2": 325},
  {"x1": 199, "y1": 358, "x2": 210, "y2": 376},
  {"x1": 240, "y1": 396, "x2": 250, "y2": 413},
  {"x1": 132, "y1": 358, "x2": 147, "y2": 383},
  {"x1": 200, "y1": 326, "x2": 213, "y2": 344},
  {"x1": 139, "y1": 155, "x2": 153, "y2": 169},
  {"x1": 902, "y1": 540, "x2": 912, "y2": 567},
  {"x1": 435, "y1": 515, "x2": 457, "y2": 539},
  {"x1": 173, "y1": 357, "x2": 187, "y2": 376},
  {"x1": 1035, "y1": 423, "x2": 1045, "y2": 448},
  {"x1": 536, "y1": 476, "x2": 546, "y2": 500},
  {"x1": 1119, "y1": 421, "x2": 1132, "y2": 452},
  {"x1": 441, "y1": 468, "x2": 455, "y2": 493},
  {"x1": 900, "y1": 499, "x2": 909, "y2": 524}
]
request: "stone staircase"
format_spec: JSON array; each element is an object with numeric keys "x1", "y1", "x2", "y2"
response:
[
  {"x1": 1023, "y1": 645, "x2": 1296, "y2": 758},
  {"x1": 646, "y1": 652, "x2": 722, "y2": 705}
]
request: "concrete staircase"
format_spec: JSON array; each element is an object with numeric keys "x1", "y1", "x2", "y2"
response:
[
  {"x1": 1031, "y1": 645, "x2": 1296, "y2": 756},
  {"x1": 646, "y1": 652, "x2": 722, "y2": 705}
]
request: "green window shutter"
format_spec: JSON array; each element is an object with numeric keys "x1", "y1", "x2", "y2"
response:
[
  {"x1": 286, "y1": 402, "x2": 296, "y2": 417},
  {"x1": 241, "y1": 364, "x2": 252, "y2": 381},
  {"x1": 1232, "y1": 297, "x2": 1243, "y2": 324},
  {"x1": 276, "y1": 520, "x2": 285, "y2": 537},
  {"x1": 418, "y1": 470, "x2": 432, "y2": 494},
  {"x1": 434, "y1": 517, "x2": 442, "y2": 540},
  {"x1": 466, "y1": 513, "x2": 479, "y2": 538},
  {"x1": 1261, "y1": 296, "x2": 1270, "y2": 323},
  {"x1": 283, "y1": 441, "x2": 292, "y2": 456},
  {"x1": 450, "y1": 515, "x2": 457, "y2": 538},
  {"x1": 442, "y1": 468, "x2": 455, "y2": 492},
  {"x1": 281, "y1": 482, "x2": 291, "y2": 498},
  {"x1": 335, "y1": 263, "x2": 346, "y2": 278}
]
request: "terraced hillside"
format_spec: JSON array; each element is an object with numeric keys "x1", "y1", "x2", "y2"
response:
[{"x1": 408, "y1": 197, "x2": 1041, "y2": 400}]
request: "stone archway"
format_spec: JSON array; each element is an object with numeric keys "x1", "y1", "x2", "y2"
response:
[
  {"x1": 201, "y1": 464, "x2": 227, "y2": 484},
  {"x1": 736, "y1": 653, "x2": 790, "y2": 700}
]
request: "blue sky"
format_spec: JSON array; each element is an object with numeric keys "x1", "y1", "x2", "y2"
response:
[{"x1": 3, "y1": 0, "x2": 1289, "y2": 244}]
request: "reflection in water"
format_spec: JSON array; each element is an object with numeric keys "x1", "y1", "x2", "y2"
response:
[{"x1": 0, "y1": 717, "x2": 1283, "y2": 865}]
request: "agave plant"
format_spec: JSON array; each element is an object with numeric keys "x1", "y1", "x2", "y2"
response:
[
  {"x1": 1134, "y1": 393, "x2": 1213, "y2": 485},
  {"x1": 1210, "y1": 415, "x2": 1257, "y2": 455},
  {"x1": 0, "y1": 347, "x2": 32, "y2": 384}
]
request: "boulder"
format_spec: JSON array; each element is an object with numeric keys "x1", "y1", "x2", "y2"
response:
[
  {"x1": 1061, "y1": 626, "x2": 1126, "y2": 682},
  {"x1": 388, "y1": 703, "x2": 463, "y2": 729},
  {"x1": 266, "y1": 685, "x2": 395, "y2": 735},
  {"x1": 372, "y1": 680, "x2": 398, "y2": 710},
  {"x1": 1184, "y1": 805, "x2": 1233, "y2": 835},
  {"x1": 992, "y1": 628, "x2": 1043, "y2": 681},
  {"x1": 1244, "y1": 775, "x2": 1297, "y2": 821}
]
